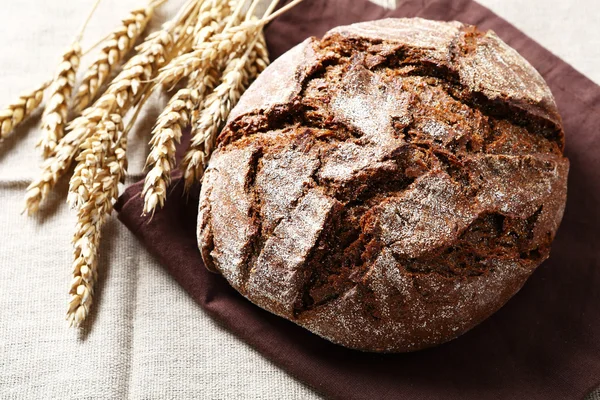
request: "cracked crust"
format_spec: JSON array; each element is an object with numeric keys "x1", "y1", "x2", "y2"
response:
[{"x1": 197, "y1": 18, "x2": 569, "y2": 352}]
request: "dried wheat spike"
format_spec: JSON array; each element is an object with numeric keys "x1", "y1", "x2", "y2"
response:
[
  {"x1": 141, "y1": 66, "x2": 221, "y2": 215},
  {"x1": 74, "y1": 6, "x2": 154, "y2": 111},
  {"x1": 181, "y1": 38, "x2": 267, "y2": 189},
  {"x1": 111, "y1": 29, "x2": 173, "y2": 110},
  {"x1": 96, "y1": 28, "x2": 174, "y2": 121},
  {"x1": 142, "y1": 89, "x2": 199, "y2": 214},
  {"x1": 157, "y1": 19, "x2": 261, "y2": 87},
  {"x1": 24, "y1": 29, "x2": 173, "y2": 215},
  {"x1": 67, "y1": 114, "x2": 123, "y2": 209},
  {"x1": 67, "y1": 115, "x2": 127, "y2": 327},
  {"x1": 37, "y1": 43, "x2": 82, "y2": 158},
  {"x1": 0, "y1": 81, "x2": 48, "y2": 140}
]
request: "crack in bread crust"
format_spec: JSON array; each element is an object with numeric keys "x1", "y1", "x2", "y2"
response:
[{"x1": 197, "y1": 18, "x2": 569, "y2": 352}]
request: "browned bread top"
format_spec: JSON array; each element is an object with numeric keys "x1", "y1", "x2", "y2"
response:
[{"x1": 198, "y1": 18, "x2": 569, "y2": 352}]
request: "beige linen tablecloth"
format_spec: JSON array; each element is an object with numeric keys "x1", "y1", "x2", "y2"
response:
[{"x1": 0, "y1": 1, "x2": 598, "y2": 398}]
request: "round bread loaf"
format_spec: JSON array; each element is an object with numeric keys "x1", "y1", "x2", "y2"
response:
[{"x1": 197, "y1": 18, "x2": 569, "y2": 352}]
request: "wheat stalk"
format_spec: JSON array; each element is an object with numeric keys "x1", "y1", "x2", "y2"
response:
[
  {"x1": 0, "y1": 81, "x2": 49, "y2": 140},
  {"x1": 74, "y1": 6, "x2": 155, "y2": 112},
  {"x1": 181, "y1": 34, "x2": 268, "y2": 189},
  {"x1": 37, "y1": 43, "x2": 82, "y2": 158},
  {"x1": 66, "y1": 114, "x2": 127, "y2": 327}
]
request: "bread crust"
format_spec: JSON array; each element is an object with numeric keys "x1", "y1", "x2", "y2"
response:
[{"x1": 198, "y1": 18, "x2": 569, "y2": 352}]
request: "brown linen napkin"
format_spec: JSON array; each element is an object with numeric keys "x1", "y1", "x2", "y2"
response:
[{"x1": 116, "y1": 0, "x2": 600, "y2": 398}]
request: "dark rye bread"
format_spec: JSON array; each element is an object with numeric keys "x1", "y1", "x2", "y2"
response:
[{"x1": 197, "y1": 18, "x2": 569, "y2": 352}]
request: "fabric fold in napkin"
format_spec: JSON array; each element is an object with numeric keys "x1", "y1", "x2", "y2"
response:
[{"x1": 116, "y1": 0, "x2": 600, "y2": 399}]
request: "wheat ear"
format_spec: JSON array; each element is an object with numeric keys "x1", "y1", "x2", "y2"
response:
[
  {"x1": 37, "y1": 43, "x2": 82, "y2": 158},
  {"x1": 142, "y1": 89, "x2": 199, "y2": 215},
  {"x1": 66, "y1": 114, "x2": 127, "y2": 327},
  {"x1": 65, "y1": 0, "x2": 199, "y2": 325},
  {"x1": 74, "y1": 7, "x2": 155, "y2": 112},
  {"x1": 67, "y1": 109, "x2": 122, "y2": 208},
  {"x1": 141, "y1": 67, "x2": 220, "y2": 215},
  {"x1": 34, "y1": 0, "x2": 102, "y2": 155},
  {"x1": 181, "y1": 35, "x2": 268, "y2": 189},
  {"x1": 0, "y1": 81, "x2": 49, "y2": 140}
]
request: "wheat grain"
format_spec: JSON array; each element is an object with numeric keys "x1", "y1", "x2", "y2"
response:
[
  {"x1": 66, "y1": 115, "x2": 127, "y2": 327},
  {"x1": 74, "y1": 6, "x2": 154, "y2": 111},
  {"x1": 37, "y1": 43, "x2": 82, "y2": 158},
  {"x1": 0, "y1": 81, "x2": 49, "y2": 140},
  {"x1": 181, "y1": 35, "x2": 268, "y2": 189}
]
